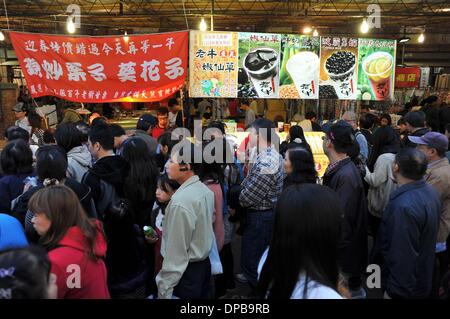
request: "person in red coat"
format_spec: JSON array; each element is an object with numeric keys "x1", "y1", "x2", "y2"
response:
[{"x1": 29, "y1": 181, "x2": 110, "y2": 299}]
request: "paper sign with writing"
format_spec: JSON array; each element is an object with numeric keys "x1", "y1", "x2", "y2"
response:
[{"x1": 189, "y1": 31, "x2": 238, "y2": 98}]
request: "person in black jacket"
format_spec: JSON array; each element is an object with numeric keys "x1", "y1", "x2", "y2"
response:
[
  {"x1": 439, "y1": 103, "x2": 450, "y2": 134},
  {"x1": 322, "y1": 120, "x2": 368, "y2": 299},
  {"x1": 11, "y1": 145, "x2": 97, "y2": 243},
  {"x1": 0, "y1": 139, "x2": 34, "y2": 214},
  {"x1": 421, "y1": 95, "x2": 441, "y2": 132},
  {"x1": 305, "y1": 111, "x2": 323, "y2": 132},
  {"x1": 82, "y1": 123, "x2": 150, "y2": 299},
  {"x1": 403, "y1": 111, "x2": 430, "y2": 148},
  {"x1": 359, "y1": 113, "x2": 374, "y2": 149},
  {"x1": 373, "y1": 148, "x2": 440, "y2": 299},
  {"x1": 120, "y1": 137, "x2": 159, "y2": 228},
  {"x1": 82, "y1": 123, "x2": 129, "y2": 217}
]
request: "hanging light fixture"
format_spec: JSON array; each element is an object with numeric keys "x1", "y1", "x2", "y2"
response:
[
  {"x1": 303, "y1": 26, "x2": 312, "y2": 34},
  {"x1": 67, "y1": 18, "x2": 76, "y2": 34},
  {"x1": 360, "y1": 18, "x2": 369, "y2": 34},
  {"x1": 124, "y1": 30, "x2": 129, "y2": 42},
  {"x1": 199, "y1": 18, "x2": 207, "y2": 32},
  {"x1": 0, "y1": 31, "x2": 4, "y2": 41},
  {"x1": 313, "y1": 29, "x2": 319, "y2": 36},
  {"x1": 418, "y1": 33, "x2": 425, "y2": 43},
  {"x1": 399, "y1": 36, "x2": 410, "y2": 43}
]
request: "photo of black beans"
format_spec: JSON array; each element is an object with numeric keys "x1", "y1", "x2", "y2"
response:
[
  {"x1": 319, "y1": 85, "x2": 339, "y2": 99},
  {"x1": 325, "y1": 51, "x2": 356, "y2": 75}
]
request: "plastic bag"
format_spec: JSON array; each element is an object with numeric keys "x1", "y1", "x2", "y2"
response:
[{"x1": 209, "y1": 235, "x2": 223, "y2": 275}]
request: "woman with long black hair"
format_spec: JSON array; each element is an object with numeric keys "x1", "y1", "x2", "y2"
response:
[
  {"x1": 365, "y1": 125, "x2": 401, "y2": 238},
  {"x1": 280, "y1": 125, "x2": 312, "y2": 158},
  {"x1": 283, "y1": 147, "x2": 317, "y2": 189},
  {"x1": 120, "y1": 136, "x2": 159, "y2": 228},
  {"x1": 257, "y1": 184, "x2": 344, "y2": 299}
]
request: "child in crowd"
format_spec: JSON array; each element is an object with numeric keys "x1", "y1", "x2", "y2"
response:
[{"x1": 149, "y1": 174, "x2": 180, "y2": 276}]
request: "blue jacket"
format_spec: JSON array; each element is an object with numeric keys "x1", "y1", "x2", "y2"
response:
[
  {"x1": 377, "y1": 179, "x2": 440, "y2": 298},
  {"x1": 0, "y1": 174, "x2": 34, "y2": 214},
  {"x1": 0, "y1": 214, "x2": 28, "y2": 251}
]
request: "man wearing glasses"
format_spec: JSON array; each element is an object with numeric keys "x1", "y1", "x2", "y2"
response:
[{"x1": 153, "y1": 107, "x2": 170, "y2": 140}]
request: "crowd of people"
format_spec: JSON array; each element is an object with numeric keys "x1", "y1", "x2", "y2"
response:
[{"x1": 0, "y1": 94, "x2": 449, "y2": 300}]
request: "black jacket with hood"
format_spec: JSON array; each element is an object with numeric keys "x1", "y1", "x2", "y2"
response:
[
  {"x1": 82, "y1": 155, "x2": 150, "y2": 297},
  {"x1": 323, "y1": 157, "x2": 368, "y2": 278},
  {"x1": 82, "y1": 155, "x2": 129, "y2": 215}
]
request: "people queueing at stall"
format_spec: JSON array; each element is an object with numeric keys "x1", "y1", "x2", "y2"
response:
[{"x1": 0, "y1": 94, "x2": 450, "y2": 300}]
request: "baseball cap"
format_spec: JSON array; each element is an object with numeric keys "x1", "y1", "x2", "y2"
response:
[
  {"x1": 12, "y1": 102, "x2": 27, "y2": 112},
  {"x1": 138, "y1": 114, "x2": 157, "y2": 126},
  {"x1": 323, "y1": 120, "x2": 355, "y2": 145},
  {"x1": 408, "y1": 132, "x2": 448, "y2": 152}
]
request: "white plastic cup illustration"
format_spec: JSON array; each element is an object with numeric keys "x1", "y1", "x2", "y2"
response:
[{"x1": 286, "y1": 51, "x2": 319, "y2": 99}]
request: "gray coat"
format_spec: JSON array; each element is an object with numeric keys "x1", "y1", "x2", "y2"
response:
[{"x1": 67, "y1": 145, "x2": 92, "y2": 183}]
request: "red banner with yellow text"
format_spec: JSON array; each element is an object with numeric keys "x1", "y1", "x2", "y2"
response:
[
  {"x1": 10, "y1": 31, "x2": 188, "y2": 103},
  {"x1": 395, "y1": 67, "x2": 421, "y2": 88}
]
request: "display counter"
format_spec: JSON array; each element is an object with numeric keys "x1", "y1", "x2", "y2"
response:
[{"x1": 109, "y1": 117, "x2": 141, "y2": 130}]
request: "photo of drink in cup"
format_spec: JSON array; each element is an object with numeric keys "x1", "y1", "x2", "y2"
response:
[
  {"x1": 238, "y1": 32, "x2": 281, "y2": 98},
  {"x1": 319, "y1": 37, "x2": 359, "y2": 100},
  {"x1": 362, "y1": 51, "x2": 393, "y2": 100},
  {"x1": 357, "y1": 38, "x2": 396, "y2": 101},
  {"x1": 279, "y1": 34, "x2": 320, "y2": 99},
  {"x1": 243, "y1": 48, "x2": 279, "y2": 98},
  {"x1": 324, "y1": 51, "x2": 357, "y2": 99},
  {"x1": 286, "y1": 51, "x2": 319, "y2": 99}
]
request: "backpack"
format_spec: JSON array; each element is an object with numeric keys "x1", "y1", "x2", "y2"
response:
[
  {"x1": 350, "y1": 131, "x2": 367, "y2": 179},
  {"x1": 83, "y1": 174, "x2": 149, "y2": 295}
]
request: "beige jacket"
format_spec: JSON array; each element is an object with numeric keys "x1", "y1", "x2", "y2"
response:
[
  {"x1": 364, "y1": 153, "x2": 398, "y2": 218},
  {"x1": 156, "y1": 175, "x2": 214, "y2": 299},
  {"x1": 425, "y1": 158, "x2": 450, "y2": 243}
]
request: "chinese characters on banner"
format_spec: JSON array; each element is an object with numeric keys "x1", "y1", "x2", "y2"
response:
[
  {"x1": 10, "y1": 31, "x2": 188, "y2": 102},
  {"x1": 395, "y1": 67, "x2": 421, "y2": 88},
  {"x1": 238, "y1": 32, "x2": 281, "y2": 99},
  {"x1": 419, "y1": 67, "x2": 430, "y2": 88},
  {"x1": 189, "y1": 31, "x2": 238, "y2": 98},
  {"x1": 319, "y1": 37, "x2": 358, "y2": 100},
  {"x1": 279, "y1": 34, "x2": 320, "y2": 99},
  {"x1": 357, "y1": 38, "x2": 396, "y2": 101}
]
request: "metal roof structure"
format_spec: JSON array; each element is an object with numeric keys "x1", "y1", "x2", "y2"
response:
[{"x1": 1, "y1": 0, "x2": 450, "y2": 65}]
